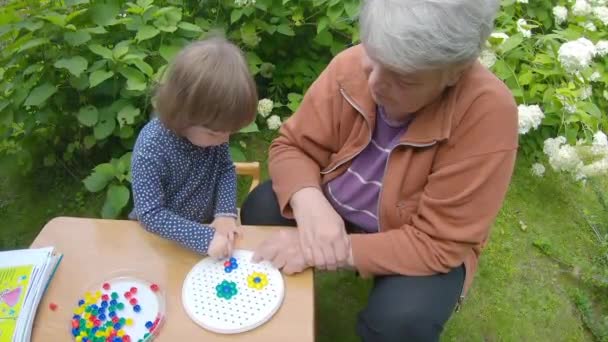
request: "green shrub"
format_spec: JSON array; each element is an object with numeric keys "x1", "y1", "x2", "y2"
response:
[{"x1": 0, "y1": 0, "x2": 359, "y2": 217}]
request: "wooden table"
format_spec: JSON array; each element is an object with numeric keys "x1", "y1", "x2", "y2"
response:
[{"x1": 30, "y1": 217, "x2": 314, "y2": 342}]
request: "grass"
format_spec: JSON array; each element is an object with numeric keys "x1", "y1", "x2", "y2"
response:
[{"x1": 1, "y1": 136, "x2": 607, "y2": 341}]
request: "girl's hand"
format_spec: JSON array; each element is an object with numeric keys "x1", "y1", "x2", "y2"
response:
[
  {"x1": 208, "y1": 232, "x2": 230, "y2": 259},
  {"x1": 211, "y1": 217, "x2": 243, "y2": 256}
]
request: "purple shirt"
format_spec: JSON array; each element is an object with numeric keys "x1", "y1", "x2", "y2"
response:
[{"x1": 325, "y1": 107, "x2": 412, "y2": 232}]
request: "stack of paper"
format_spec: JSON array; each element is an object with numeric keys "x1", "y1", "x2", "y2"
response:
[{"x1": 0, "y1": 247, "x2": 62, "y2": 342}]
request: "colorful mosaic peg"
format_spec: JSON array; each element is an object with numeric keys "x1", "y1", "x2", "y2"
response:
[
  {"x1": 247, "y1": 272, "x2": 269, "y2": 290},
  {"x1": 223, "y1": 257, "x2": 238, "y2": 273},
  {"x1": 71, "y1": 279, "x2": 161, "y2": 342},
  {"x1": 215, "y1": 280, "x2": 238, "y2": 300}
]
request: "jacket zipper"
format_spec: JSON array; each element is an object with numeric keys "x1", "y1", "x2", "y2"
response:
[
  {"x1": 320, "y1": 88, "x2": 372, "y2": 175},
  {"x1": 377, "y1": 141, "x2": 436, "y2": 233}
]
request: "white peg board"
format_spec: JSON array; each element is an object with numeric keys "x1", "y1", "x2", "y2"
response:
[{"x1": 182, "y1": 249, "x2": 284, "y2": 334}]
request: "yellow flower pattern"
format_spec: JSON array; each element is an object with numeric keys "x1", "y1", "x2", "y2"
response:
[{"x1": 247, "y1": 272, "x2": 269, "y2": 290}]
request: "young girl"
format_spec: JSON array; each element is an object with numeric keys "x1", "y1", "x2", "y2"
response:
[{"x1": 130, "y1": 37, "x2": 258, "y2": 259}]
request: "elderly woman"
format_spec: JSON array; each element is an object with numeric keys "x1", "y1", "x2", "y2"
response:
[{"x1": 240, "y1": 0, "x2": 517, "y2": 340}]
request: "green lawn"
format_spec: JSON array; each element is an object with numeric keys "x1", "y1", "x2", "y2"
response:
[{"x1": 1, "y1": 137, "x2": 606, "y2": 341}]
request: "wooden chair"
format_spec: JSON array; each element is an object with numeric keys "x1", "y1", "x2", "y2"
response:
[{"x1": 235, "y1": 161, "x2": 261, "y2": 194}]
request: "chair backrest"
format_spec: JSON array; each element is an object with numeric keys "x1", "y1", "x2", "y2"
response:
[{"x1": 234, "y1": 162, "x2": 261, "y2": 194}]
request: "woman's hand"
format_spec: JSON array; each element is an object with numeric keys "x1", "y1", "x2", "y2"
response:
[
  {"x1": 252, "y1": 229, "x2": 309, "y2": 275},
  {"x1": 290, "y1": 187, "x2": 350, "y2": 270}
]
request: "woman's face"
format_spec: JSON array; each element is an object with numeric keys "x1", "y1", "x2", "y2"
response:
[{"x1": 361, "y1": 49, "x2": 457, "y2": 120}]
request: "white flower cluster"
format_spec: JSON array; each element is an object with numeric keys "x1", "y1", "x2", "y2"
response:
[
  {"x1": 516, "y1": 0, "x2": 528, "y2": 3},
  {"x1": 516, "y1": 19, "x2": 532, "y2": 38},
  {"x1": 596, "y1": 40, "x2": 608, "y2": 56},
  {"x1": 544, "y1": 137, "x2": 584, "y2": 173},
  {"x1": 234, "y1": 0, "x2": 256, "y2": 7},
  {"x1": 257, "y1": 98, "x2": 273, "y2": 118},
  {"x1": 479, "y1": 50, "x2": 497, "y2": 68},
  {"x1": 266, "y1": 115, "x2": 282, "y2": 130},
  {"x1": 593, "y1": 5, "x2": 608, "y2": 24},
  {"x1": 543, "y1": 132, "x2": 608, "y2": 180},
  {"x1": 573, "y1": 0, "x2": 593, "y2": 16},
  {"x1": 518, "y1": 104, "x2": 545, "y2": 134},
  {"x1": 591, "y1": 131, "x2": 608, "y2": 156},
  {"x1": 557, "y1": 38, "x2": 596, "y2": 73},
  {"x1": 553, "y1": 6, "x2": 569, "y2": 25},
  {"x1": 531, "y1": 163, "x2": 546, "y2": 177}
]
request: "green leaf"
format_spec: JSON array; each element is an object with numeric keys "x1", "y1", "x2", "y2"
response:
[
  {"x1": 18, "y1": 38, "x2": 50, "y2": 53},
  {"x1": 317, "y1": 16, "x2": 329, "y2": 34},
  {"x1": 241, "y1": 22, "x2": 260, "y2": 46},
  {"x1": 113, "y1": 41, "x2": 130, "y2": 59},
  {"x1": 277, "y1": 24, "x2": 295, "y2": 36},
  {"x1": 500, "y1": 33, "x2": 524, "y2": 54},
  {"x1": 492, "y1": 59, "x2": 511, "y2": 80},
  {"x1": 118, "y1": 67, "x2": 147, "y2": 91},
  {"x1": 91, "y1": 3, "x2": 119, "y2": 27},
  {"x1": 136, "y1": 25, "x2": 160, "y2": 41},
  {"x1": 518, "y1": 70, "x2": 533, "y2": 86},
  {"x1": 66, "y1": 0, "x2": 89, "y2": 6},
  {"x1": 84, "y1": 135, "x2": 96, "y2": 149},
  {"x1": 159, "y1": 44, "x2": 182, "y2": 62},
  {"x1": 231, "y1": 9, "x2": 244, "y2": 23},
  {"x1": 89, "y1": 70, "x2": 114, "y2": 88},
  {"x1": 89, "y1": 44, "x2": 113, "y2": 60},
  {"x1": 0, "y1": 68, "x2": 3, "y2": 80},
  {"x1": 18, "y1": 20, "x2": 44, "y2": 32},
  {"x1": 178, "y1": 22, "x2": 202, "y2": 32},
  {"x1": 125, "y1": 58, "x2": 154, "y2": 76},
  {"x1": 24, "y1": 64, "x2": 43, "y2": 75},
  {"x1": 41, "y1": 13, "x2": 67, "y2": 27},
  {"x1": 94, "y1": 108, "x2": 117, "y2": 140},
  {"x1": 344, "y1": 0, "x2": 360, "y2": 18},
  {"x1": 64, "y1": 30, "x2": 91, "y2": 46},
  {"x1": 85, "y1": 26, "x2": 107, "y2": 34},
  {"x1": 117, "y1": 152, "x2": 133, "y2": 174},
  {"x1": 230, "y1": 146, "x2": 246, "y2": 162},
  {"x1": 108, "y1": 184, "x2": 130, "y2": 209},
  {"x1": 0, "y1": 100, "x2": 9, "y2": 114},
  {"x1": 137, "y1": 0, "x2": 154, "y2": 7},
  {"x1": 155, "y1": 23, "x2": 177, "y2": 33},
  {"x1": 43, "y1": 154, "x2": 56, "y2": 167},
  {"x1": 117, "y1": 104, "x2": 141, "y2": 127},
  {"x1": 239, "y1": 121, "x2": 259, "y2": 133},
  {"x1": 120, "y1": 126, "x2": 134, "y2": 139},
  {"x1": 315, "y1": 30, "x2": 333, "y2": 47},
  {"x1": 327, "y1": 4, "x2": 344, "y2": 23},
  {"x1": 67, "y1": 8, "x2": 88, "y2": 23},
  {"x1": 77, "y1": 105, "x2": 99, "y2": 127},
  {"x1": 54, "y1": 56, "x2": 88, "y2": 77},
  {"x1": 24, "y1": 83, "x2": 57, "y2": 107},
  {"x1": 83, "y1": 163, "x2": 115, "y2": 192},
  {"x1": 246, "y1": 51, "x2": 263, "y2": 66},
  {"x1": 581, "y1": 102, "x2": 602, "y2": 118}
]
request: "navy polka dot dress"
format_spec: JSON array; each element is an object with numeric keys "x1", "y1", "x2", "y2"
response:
[{"x1": 130, "y1": 118, "x2": 237, "y2": 254}]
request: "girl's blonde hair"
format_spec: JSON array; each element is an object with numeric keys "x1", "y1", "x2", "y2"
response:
[{"x1": 155, "y1": 36, "x2": 258, "y2": 133}]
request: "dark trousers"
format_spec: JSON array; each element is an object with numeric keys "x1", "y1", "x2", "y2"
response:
[{"x1": 240, "y1": 181, "x2": 465, "y2": 342}]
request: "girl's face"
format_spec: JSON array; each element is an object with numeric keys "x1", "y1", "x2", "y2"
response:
[{"x1": 183, "y1": 126, "x2": 230, "y2": 147}]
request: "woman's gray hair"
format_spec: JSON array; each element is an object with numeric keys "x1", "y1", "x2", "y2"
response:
[{"x1": 359, "y1": 0, "x2": 501, "y2": 73}]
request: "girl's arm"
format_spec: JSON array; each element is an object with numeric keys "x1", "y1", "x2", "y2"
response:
[
  {"x1": 131, "y1": 153, "x2": 215, "y2": 254},
  {"x1": 213, "y1": 143, "x2": 238, "y2": 219}
]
